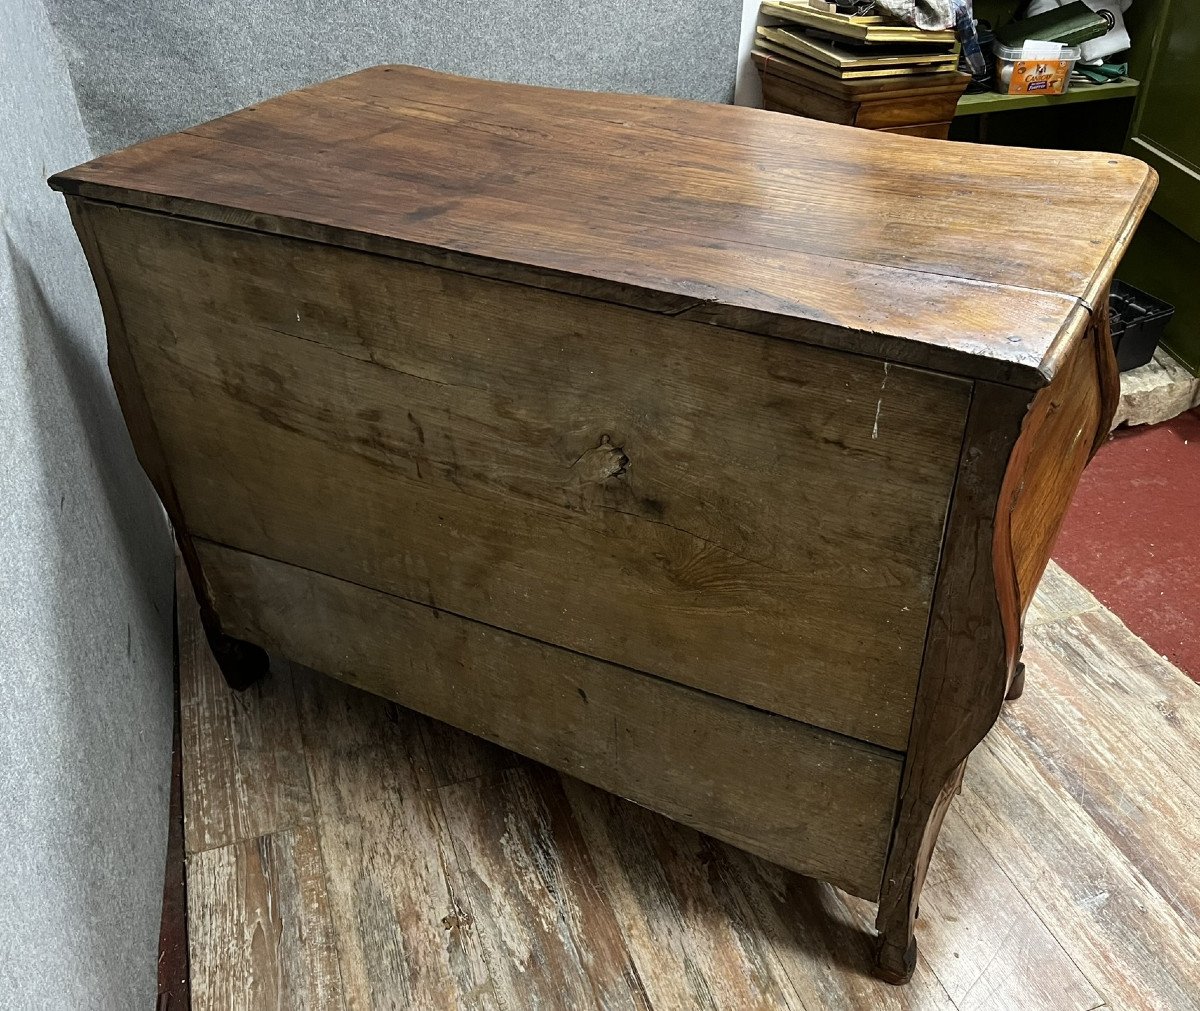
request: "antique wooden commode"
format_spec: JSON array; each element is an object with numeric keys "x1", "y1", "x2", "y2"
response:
[{"x1": 51, "y1": 66, "x2": 1154, "y2": 982}]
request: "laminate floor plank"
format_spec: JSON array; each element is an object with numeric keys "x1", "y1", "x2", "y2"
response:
[
  {"x1": 416, "y1": 716, "x2": 528, "y2": 790},
  {"x1": 179, "y1": 562, "x2": 1200, "y2": 1010},
  {"x1": 1011, "y1": 612, "x2": 1200, "y2": 936},
  {"x1": 435, "y1": 764, "x2": 653, "y2": 1011},
  {"x1": 1023, "y1": 561, "x2": 1101, "y2": 628},
  {"x1": 560, "y1": 776, "x2": 811, "y2": 1011},
  {"x1": 917, "y1": 806, "x2": 1102, "y2": 1011},
  {"x1": 1031, "y1": 606, "x2": 1200, "y2": 783},
  {"x1": 289, "y1": 662, "x2": 501, "y2": 1011},
  {"x1": 955, "y1": 731, "x2": 1200, "y2": 1011},
  {"x1": 177, "y1": 563, "x2": 313, "y2": 853},
  {"x1": 706, "y1": 843, "x2": 958, "y2": 1010},
  {"x1": 186, "y1": 825, "x2": 345, "y2": 1011}
]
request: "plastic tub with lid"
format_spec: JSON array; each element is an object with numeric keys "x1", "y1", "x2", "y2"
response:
[{"x1": 994, "y1": 41, "x2": 1081, "y2": 95}]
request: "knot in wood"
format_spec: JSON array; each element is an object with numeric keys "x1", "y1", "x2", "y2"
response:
[{"x1": 571, "y1": 434, "x2": 629, "y2": 484}]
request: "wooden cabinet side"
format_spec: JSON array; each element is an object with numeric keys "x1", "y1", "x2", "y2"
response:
[
  {"x1": 64, "y1": 196, "x2": 268, "y2": 690},
  {"x1": 873, "y1": 301, "x2": 1117, "y2": 983},
  {"x1": 999, "y1": 301, "x2": 1120, "y2": 664}
]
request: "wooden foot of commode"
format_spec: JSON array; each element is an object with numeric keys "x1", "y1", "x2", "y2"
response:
[
  {"x1": 179, "y1": 543, "x2": 269, "y2": 691},
  {"x1": 177, "y1": 538, "x2": 269, "y2": 691},
  {"x1": 209, "y1": 632, "x2": 270, "y2": 691},
  {"x1": 874, "y1": 933, "x2": 919, "y2": 985},
  {"x1": 873, "y1": 761, "x2": 966, "y2": 984},
  {"x1": 1005, "y1": 660, "x2": 1026, "y2": 701},
  {"x1": 874, "y1": 863, "x2": 921, "y2": 986}
]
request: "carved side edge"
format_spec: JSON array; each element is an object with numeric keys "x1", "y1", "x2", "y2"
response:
[
  {"x1": 874, "y1": 379, "x2": 1031, "y2": 983},
  {"x1": 1089, "y1": 296, "x2": 1121, "y2": 459},
  {"x1": 993, "y1": 297, "x2": 1118, "y2": 674},
  {"x1": 875, "y1": 297, "x2": 1119, "y2": 982},
  {"x1": 65, "y1": 197, "x2": 268, "y2": 690}
]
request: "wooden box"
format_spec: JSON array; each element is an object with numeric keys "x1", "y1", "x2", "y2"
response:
[
  {"x1": 753, "y1": 50, "x2": 972, "y2": 138},
  {"x1": 50, "y1": 66, "x2": 1155, "y2": 983}
]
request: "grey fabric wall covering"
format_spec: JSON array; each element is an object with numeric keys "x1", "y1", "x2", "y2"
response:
[
  {"x1": 0, "y1": 0, "x2": 175, "y2": 1006},
  {"x1": 45, "y1": 0, "x2": 743, "y2": 155}
]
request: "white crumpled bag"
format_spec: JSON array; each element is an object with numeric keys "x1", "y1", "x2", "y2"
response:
[{"x1": 871, "y1": 0, "x2": 959, "y2": 31}]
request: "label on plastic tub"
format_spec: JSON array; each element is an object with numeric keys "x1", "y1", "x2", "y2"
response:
[
  {"x1": 998, "y1": 40, "x2": 1075, "y2": 94},
  {"x1": 995, "y1": 39, "x2": 1074, "y2": 96},
  {"x1": 1010, "y1": 58, "x2": 1071, "y2": 94},
  {"x1": 1001, "y1": 57, "x2": 1073, "y2": 95}
]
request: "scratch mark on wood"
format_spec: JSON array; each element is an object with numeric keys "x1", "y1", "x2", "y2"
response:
[{"x1": 873, "y1": 363, "x2": 891, "y2": 441}]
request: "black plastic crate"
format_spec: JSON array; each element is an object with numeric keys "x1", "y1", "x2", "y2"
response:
[{"x1": 1109, "y1": 280, "x2": 1175, "y2": 373}]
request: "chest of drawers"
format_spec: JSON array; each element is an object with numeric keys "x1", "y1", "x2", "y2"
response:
[{"x1": 51, "y1": 65, "x2": 1154, "y2": 982}]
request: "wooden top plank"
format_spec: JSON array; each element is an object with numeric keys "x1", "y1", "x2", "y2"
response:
[{"x1": 49, "y1": 64, "x2": 1156, "y2": 388}]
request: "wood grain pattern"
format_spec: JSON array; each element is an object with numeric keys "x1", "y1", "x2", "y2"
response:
[
  {"x1": 754, "y1": 52, "x2": 974, "y2": 100},
  {"x1": 50, "y1": 65, "x2": 1157, "y2": 388},
  {"x1": 68, "y1": 201, "x2": 270, "y2": 691},
  {"x1": 55, "y1": 67, "x2": 1157, "y2": 991},
  {"x1": 875, "y1": 380, "x2": 1032, "y2": 981},
  {"x1": 1002, "y1": 304, "x2": 1119, "y2": 633},
  {"x1": 753, "y1": 52, "x2": 969, "y2": 135},
  {"x1": 568, "y1": 772, "x2": 965, "y2": 1010},
  {"x1": 958, "y1": 724, "x2": 1200, "y2": 1011},
  {"x1": 85, "y1": 200, "x2": 970, "y2": 750},
  {"x1": 877, "y1": 302, "x2": 1115, "y2": 978},
  {"x1": 878, "y1": 123, "x2": 955, "y2": 139},
  {"x1": 197, "y1": 538, "x2": 903, "y2": 898},
  {"x1": 918, "y1": 807, "x2": 1102, "y2": 1011},
  {"x1": 187, "y1": 826, "x2": 345, "y2": 1011},
  {"x1": 436, "y1": 766, "x2": 652, "y2": 1010},
  {"x1": 706, "y1": 842, "x2": 960, "y2": 1008},
  {"x1": 761, "y1": 70, "x2": 860, "y2": 124},
  {"x1": 415, "y1": 717, "x2": 525, "y2": 790},
  {"x1": 853, "y1": 101, "x2": 958, "y2": 131},
  {"x1": 179, "y1": 560, "x2": 311, "y2": 853},
  {"x1": 1012, "y1": 609, "x2": 1200, "y2": 934},
  {"x1": 1023, "y1": 560, "x2": 1099, "y2": 629},
  {"x1": 560, "y1": 777, "x2": 809, "y2": 1011},
  {"x1": 289, "y1": 663, "x2": 500, "y2": 1010},
  {"x1": 991, "y1": 302, "x2": 1118, "y2": 704}
]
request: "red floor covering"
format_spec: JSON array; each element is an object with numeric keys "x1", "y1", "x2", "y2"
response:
[{"x1": 1053, "y1": 408, "x2": 1200, "y2": 682}]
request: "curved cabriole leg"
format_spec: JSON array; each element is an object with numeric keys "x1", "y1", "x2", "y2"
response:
[
  {"x1": 869, "y1": 385, "x2": 1032, "y2": 986},
  {"x1": 873, "y1": 304, "x2": 1116, "y2": 985},
  {"x1": 177, "y1": 532, "x2": 269, "y2": 692},
  {"x1": 1005, "y1": 659, "x2": 1027, "y2": 701},
  {"x1": 180, "y1": 535, "x2": 270, "y2": 692},
  {"x1": 873, "y1": 761, "x2": 966, "y2": 984},
  {"x1": 208, "y1": 629, "x2": 270, "y2": 691},
  {"x1": 874, "y1": 845, "x2": 922, "y2": 984}
]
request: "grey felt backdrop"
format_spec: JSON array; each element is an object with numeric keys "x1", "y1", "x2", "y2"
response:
[
  {"x1": 45, "y1": 0, "x2": 743, "y2": 155},
  {"x1": 4, "y1": 1, "x2": 739, "y2": 1006},
  {"x1": 0, "y1": 0, "x2": 176, "y2": 1007}
]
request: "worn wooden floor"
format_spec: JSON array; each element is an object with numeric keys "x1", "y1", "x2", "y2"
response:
[{"x1": 179, "y1": 561, "x2": 1200, "y2": 1010}]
